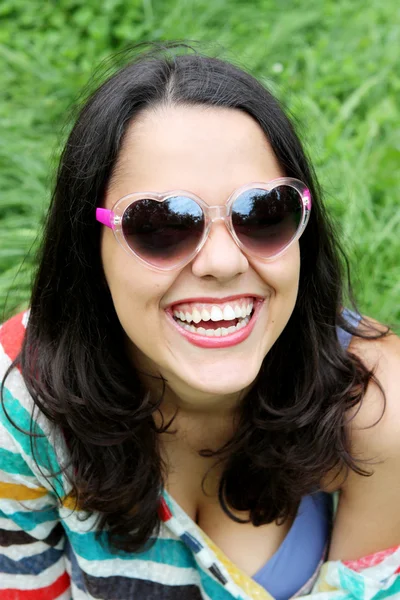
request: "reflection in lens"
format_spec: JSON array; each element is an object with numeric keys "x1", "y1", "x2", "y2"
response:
[
  {"x1": 122, "y1": 196, "x2": 204, "y2": 267},
  {"x1": 232, "y1": 186, "x2": 302, "y2": 256}
]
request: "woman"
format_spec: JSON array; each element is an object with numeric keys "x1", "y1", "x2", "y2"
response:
[{"x1": 1, "y1": 45, "x2": 399, "y2": 600}]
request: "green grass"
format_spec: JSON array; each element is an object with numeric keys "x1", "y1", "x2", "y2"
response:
[{"x1": 1, "y1": 0, "x2": 399, "y2": 330}]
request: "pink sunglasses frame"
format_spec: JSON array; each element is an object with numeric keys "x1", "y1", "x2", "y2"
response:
[{"x1": 96, "y1": 177, "x2": 312, "y2": 271}]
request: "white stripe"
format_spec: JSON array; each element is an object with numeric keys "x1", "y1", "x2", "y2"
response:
[
  {"x1": 196, "y1": 547, "x2": 213, "y2": 567},
  {"x1": 0, "y1": 495, "x2": 56, "y2": 515},
  {"x1": 0, "y1": 515, "x2": 20, "y2": 530},
  {"x1": 0, "y1": 557, "x2": 66, "y2": 589},
  {"x1": 158, "y1": 521, "x2": 180, "y2": 540},
  {"x1": 58, "y1": 509, "x2": 177, "y2": 542},
  {"x1": 0, "y1": 514, "x2": 59, "y2": 540},
  {"x1": 167, "y1": 515, "x2": 186, "y2": 537},
  {"x1": 75, "y1": 552, "x2": 202, "y2": 587},
  {"x1": 58, "y1": 509, "x2": 178, "y2": 544},
  {"x1": 0, "y1": 535, "x2": 64, "y2": 560},
  {"x1": 0, "y1": 468, "x2": 39, "y2": 488},
  {"x1": 70, "y1": 579, "x2": 97, "y2": 599},
  {"x1": 354, "y1": 546, "x2": 400, "y2": 580}
]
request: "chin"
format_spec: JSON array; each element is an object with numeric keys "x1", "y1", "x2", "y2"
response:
[{"x1": 181, "y1": 370, "x2": 257, "y2": 401}]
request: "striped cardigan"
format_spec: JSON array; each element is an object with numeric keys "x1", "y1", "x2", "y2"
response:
[{"x1": 1, "y1": 311, "x2": 399, "y2": 599}]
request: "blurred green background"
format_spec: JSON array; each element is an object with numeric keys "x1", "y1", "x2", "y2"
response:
[{"x1": 0, "y1": 0, "x2": 399, "y2": 329}]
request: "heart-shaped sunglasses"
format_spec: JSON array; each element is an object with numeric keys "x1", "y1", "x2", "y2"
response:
[{"x1": 96, "y1": 177, "x2": 311, "y2": 271}]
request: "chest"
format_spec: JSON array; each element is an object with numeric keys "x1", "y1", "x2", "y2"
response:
[{"x1": 165, "y1": 458, "x2": 293, "y2": 577}]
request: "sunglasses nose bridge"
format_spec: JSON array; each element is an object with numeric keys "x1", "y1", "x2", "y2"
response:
[{"x1": 208, "y1": 205, "x2": 229, "y2": 223}]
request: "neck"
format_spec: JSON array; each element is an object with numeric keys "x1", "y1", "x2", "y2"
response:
[{"x1": 141, "y1": 379, "x2": 245, "y2": 454}]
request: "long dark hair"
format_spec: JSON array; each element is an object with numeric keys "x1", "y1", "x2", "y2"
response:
[{"x1": 2, "y1": 42, "x2": 387, "y2": 551}]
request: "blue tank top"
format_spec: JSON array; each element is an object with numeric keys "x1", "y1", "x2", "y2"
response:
[{"x1": 252, "y1": 309, "x2": 361, "y2": 599}]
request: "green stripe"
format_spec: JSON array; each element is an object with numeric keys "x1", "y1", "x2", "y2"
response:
[
  {"x1": 0, "y1": 448, "x2": 35, "y2": 476},
  {"x1": 64, "y1": 523, "x2": 196, "y2": 567},
  {"x1": 0, "y1": 506, "x2": 58, "y2": 530},
  {"x1": 0, "y1": 387, "x2": 64, "y2": 497},
  {"x1": 374, "y1": 575, "x2": 400, "y2": 599}
]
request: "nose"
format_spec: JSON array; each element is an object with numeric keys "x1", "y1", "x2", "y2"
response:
[{"x1": 191, "y1": 218, "x2": 249, "y2": 281}]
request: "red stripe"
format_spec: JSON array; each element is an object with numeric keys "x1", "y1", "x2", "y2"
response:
[
  {"x1": 343, "y1": 545, "x2": 400, "y2": 572},
  {"x1": 0, "y1": 311, "x2": 26, "y2": 363},
  {"x1": 1, "y1": 571, "x2": 70, "y2": 599},
  {"x1": 158, "y1": 497, "x2": 172, "y2": 521}
]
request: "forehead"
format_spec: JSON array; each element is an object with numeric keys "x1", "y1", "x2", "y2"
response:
[{"x1": 107, "y1": 105, "x2": 283, "y2": 203}]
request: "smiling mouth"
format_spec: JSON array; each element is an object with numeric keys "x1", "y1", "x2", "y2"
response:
[{"x1": 171, "y1": 298, "x2": 256, "y2": 338}]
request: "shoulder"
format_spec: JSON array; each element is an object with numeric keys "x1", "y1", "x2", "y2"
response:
[
  {"x1": 0, "y1": 310, "x2": 68, "y2": 495},
  {"x1": 328, "y1": 318, "x2": 400, "y2": 558},
  {"x1": 346, "y1": 316, "x2": 400, "y2": 458}
]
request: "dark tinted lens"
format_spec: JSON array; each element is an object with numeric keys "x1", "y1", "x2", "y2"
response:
[
  {"x1": 121, "y1": 196, "x2": 204, "y2": 267},
  {"x1": 232, "y1": 186, "x2": 302, "y2": 256}
]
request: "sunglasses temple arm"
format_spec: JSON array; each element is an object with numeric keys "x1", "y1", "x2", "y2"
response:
[{"x1": 96, "y1": 208, "x2": 115, "y2": 229}]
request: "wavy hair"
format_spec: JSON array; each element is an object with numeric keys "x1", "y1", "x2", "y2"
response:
[{"x1": 2, "y1": 42, "x2": 387, "y2": 551}]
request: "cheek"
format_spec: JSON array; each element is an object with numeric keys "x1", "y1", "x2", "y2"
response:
[
  {"x1": 100, "y1": 232, "x2": 171, "y2": 335},
  {"x1": 254, "y1": 244, "x2": 301, "y2": 298}
]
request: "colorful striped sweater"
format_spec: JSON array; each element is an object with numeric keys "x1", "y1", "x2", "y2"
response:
[{"x1": 1, "y1": 311, "x2": 399, "y2": 599}]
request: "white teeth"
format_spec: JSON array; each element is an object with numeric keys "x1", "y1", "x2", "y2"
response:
[
  {"x1": 201, "y1": 308, "x2": 211, "y2": 321},
  {"x1": 223, "y1": 305, "x2": 236, "y2": 320},
  {"x1": 178, "y1": 315, "x2": 250, "y2": 337},
  {"x1": 210, "y1": 305, "x2": 224, "y2": 321},
  {"x1": 173, "y1": 300, "x2": 254, "y2": 323},
  {"x1": 192, "y1": 308, "x2": 202, "y2": 323},
  {"x1": 234, "y1": 305, "x2": 243, "y2": 318}
]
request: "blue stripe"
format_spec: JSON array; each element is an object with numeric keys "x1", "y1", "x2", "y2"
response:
[
  {"x1": 0, "y1": 448, "x2": 35, "y2": 476},
  {"x1": 0, "y1": 506, "x2": 58, "y2": 531},
  {"x1": 0, "y1": 545, "x2": 63, "y2": 574},
  {"x1": 181, "y1": 531, "x2": 203, "y2": 554},
  {"x1": 65, "y1": 538, "x2": 86, "y2": 591},
  {"x1": 0, "y1": 388, "x2": 64, "y2": 497}
]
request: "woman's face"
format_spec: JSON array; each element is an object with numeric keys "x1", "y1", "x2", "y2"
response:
[{"x1": 101, "y1": 105, "x2": 300, "y2": 412}]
